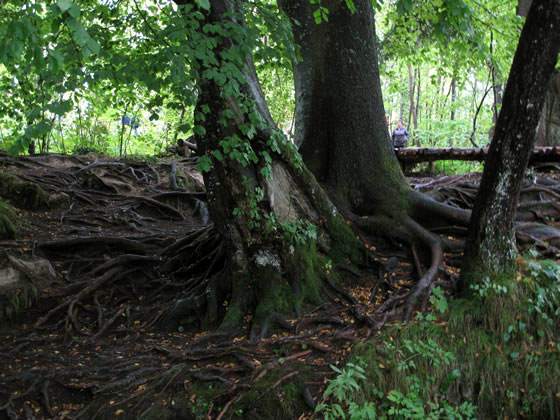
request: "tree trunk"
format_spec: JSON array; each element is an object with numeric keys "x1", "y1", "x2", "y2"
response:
[
  {"x1": 536, "y1": 72, "x2": 560, "y2": 146},
  {"x1": 280, "y1": 0, "x2": 411, "y2": 216},
  {"x1": 415, "y1": 65, "x2": 421, "y2": 147},
  {"x1": 408, "y1": 63, "x2": 417, "y2": 132},
  {"x1": 461, "y1": 0, "x2": 560, "y2": 287},
  {"x1": 395, "y1": 146, "x2": 560, "y2": 165},
  {"x1": 176, "y1": 0, "x2": 365, "y2": 335},
  {"x1": 280, "y1": 0, "x2": 471, "y2": 315},
  {"x1": 517, "y1": 0, "x2": 533, "y2": 16},
  {"x1": 450, "y1": 77, "x2": 457, "y2": 122},
  {"x1": 517, "y1": 0, "x2": 560, "y2": 147},
  {"x1": 489, "y1": 32, "x2": 504, "y2": 128}
]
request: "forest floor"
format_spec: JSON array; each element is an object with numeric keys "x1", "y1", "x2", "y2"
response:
[{"x1": 0, "y1": 154, "x2": 558, "y2": 419}]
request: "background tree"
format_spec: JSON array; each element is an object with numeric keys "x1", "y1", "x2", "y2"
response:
[{"x1": 461, "y1": 0, "x2": 560, "y2": 287}]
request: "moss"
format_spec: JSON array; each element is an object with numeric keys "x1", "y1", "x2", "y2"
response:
[
  {"x1": 0, "y1": 277, "x2": 39, "y2": 324},
  {"x1": 0, "y1": 173, "x2": 52, "y2": 210},
  {"x1": 288, "y1": 242, "x2": 325, "y2": 310},
  {"x1": 220, "y1": 302, "x2": 244, "y2": 332},
  {"x1": 325, "y1": 213, "x2": 365, "y2": 266},
  {"x1": 0, "y1": 199, "x2": 17, "y2": 239},
  {"x1": 232, "y1": 366, "x2": 310, "y2": 419}
]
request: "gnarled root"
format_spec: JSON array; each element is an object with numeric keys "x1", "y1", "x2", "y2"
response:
[
  {"x1": 402, "y1": 217, "x2": 443, "y2": 319},
  {"x1": 408, "y1": 190, "x2": 471, "y2": 227}
]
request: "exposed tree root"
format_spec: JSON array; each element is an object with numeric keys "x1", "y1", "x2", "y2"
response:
[
  {"x1": 402, "y1": 217, "x2": 443, "y2": 319},
  {"x1": 2, "y1": 155, "x2": 560, "y2": 418}
]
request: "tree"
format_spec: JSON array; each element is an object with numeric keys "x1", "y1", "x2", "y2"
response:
[
  {"x1": 517, "y1": 0, "x2": 560, "y2": 147},
  {"x1": 536, "y1": 70, "x2": 560, "y2": 146},
  {"x1": 280, "y1": 0, "x2": 470, "y2": 313},
  {"x1": 169, "y1": 0, "x2": 371, "y2": 337},
  {"x1": 460, "y1": 0, "x2": 560, "y2": 286}
]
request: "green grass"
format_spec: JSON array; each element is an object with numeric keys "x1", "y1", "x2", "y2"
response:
[{"x1": 316, "y1": 256, "x2": 560, "y2": 419}]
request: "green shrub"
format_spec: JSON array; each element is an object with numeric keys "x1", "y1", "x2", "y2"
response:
[{"x1": 317, "y1": 257, "x2": 560, "y2": 419}]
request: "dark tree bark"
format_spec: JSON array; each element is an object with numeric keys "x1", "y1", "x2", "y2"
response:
[
  {"x1": 450, "y1": 77, "x2": 457, "y2": 122},
  {"x1": 536, "y1": 72, "x2": 560, "y2": 146},
  {"x1": 408, "y1": 63, "x2": 417, "y2": 132},
  {"x1": 279, "y1": 0, "x2": 466, "y2": 221},
  {"x1": 517, "y1": 0, "x2": 533, "y2": 16},
  {"x1": 280, "y1": 0, "x2": 471, "y2": 315},
  {"x1": 176, "y1": 0, "x2": 365, "y2": 335},
  {"x1": 415, "y1": 65, "x2": 421, "y2": 147},
  {"x1": 517, "y1": 1, "x2": 560, "y2": 147},
  {"x1": 461, "y1": 0, "x2": 560, "y2": 287}
]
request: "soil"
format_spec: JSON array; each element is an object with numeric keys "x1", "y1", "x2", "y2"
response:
[{"x1": 0, "y1": 153, "x2": 558, "y2": 419}]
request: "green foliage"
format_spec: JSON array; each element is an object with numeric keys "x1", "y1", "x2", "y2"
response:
[
  {"x1": 0, "y1": 0, "x2": 521, "y2": 174},
  {"x1": 279, "y1": 219, "x2": 318, "y2": 246},
  {"x1": 318, "y1": 257, "x2": 560, "y2": 418}
]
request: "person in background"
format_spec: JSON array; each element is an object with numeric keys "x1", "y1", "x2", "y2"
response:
[{"x1": 391, "y1": 120, "x2": 409, "y2": 148}]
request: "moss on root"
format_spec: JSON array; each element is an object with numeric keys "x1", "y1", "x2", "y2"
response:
[
  {"x1": 219, "y1": 239, "x2": 338, "y2": 334},
  {"x1": 0, "y1": 199, "x2": 17, "y2": 239},
  {"x1": 232, "y1": 368, "x2": 310, "y2": 419},
  {"x1": 134, "y1": 367, "x2": 310, "y2": 420},
  {"x1": 324, "y1": 213, "x2": 366, "y2": 266},
  {"x1": 0, "y1": 173, "x2": 53, "y2": 210}
]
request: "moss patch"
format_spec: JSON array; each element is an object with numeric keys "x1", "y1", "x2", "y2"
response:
[
  {"x1": 0, "y1": 199, "x2": 17, "y2": 239},
  {"x1": 325, "y1": 213, "x2": 366, "y2": 266},
  {"x1": 232, "y1": 366, "x2": 310, "y2": 419},
  {"x1": 0, "y1": 173, "x2": 52, "y2": 210}
]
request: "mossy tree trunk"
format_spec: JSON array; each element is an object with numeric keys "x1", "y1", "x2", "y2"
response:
[
  {"x1": 460, "y1": 0, "x2": 560, "y2": 288},
  {"x1": 279, "y1": 0, "x2": 470, "y2": 314},
  {"x1": 174, "y1": 0, "x2": 365, "y2": 336},
  {"x1": 280, "y1": 0, "x2": 408, "y2": 217},
  {"x1": 0, "y1": 199, "x2": 17, "y2": 239},
  {"x1": 279, "y1": 0, "x2": 469, "y2": 225}
]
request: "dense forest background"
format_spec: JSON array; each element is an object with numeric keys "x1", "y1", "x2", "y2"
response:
[{"x1": 2, "y1": 0, "x2": 555, "y2": 163}]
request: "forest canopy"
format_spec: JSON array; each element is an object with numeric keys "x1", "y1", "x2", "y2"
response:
[{"x1": 0, "y1": 0, "x2": 526, "y2": 156}]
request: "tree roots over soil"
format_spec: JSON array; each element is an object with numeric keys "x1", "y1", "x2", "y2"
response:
[{"x1": 1, "y1": 155, "x2": 559, "y2": 418}]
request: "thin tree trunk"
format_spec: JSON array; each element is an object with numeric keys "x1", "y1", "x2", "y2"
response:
[
  {"x1": 450, "y1": 77, "x2": 457, "y2": 121},
  {"x1": 119, "y1": 102, "x2": 129, "y2": 157},
  {"x1": 461, "y1": 0, "x2": 560, "y2": 287},
  {"x1": 408, "y1": 63, "x2": 417, "y2": 131},
  {"x1": 173, "y1": 107, "x2": 186, "y2": 145},
  {"x1": 489, "y1": 31, "x2": 504, "y2": 126},
  {"x1": 415, "y1": 66, "x2": 421, "y2": 125}
]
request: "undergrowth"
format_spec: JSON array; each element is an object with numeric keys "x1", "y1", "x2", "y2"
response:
[
  {"x1": 0, "y1": 199, "x2": 17, "y2": 239},
  {"x1": 316, "y1": 254, "x2": 560, "y2": 419}
]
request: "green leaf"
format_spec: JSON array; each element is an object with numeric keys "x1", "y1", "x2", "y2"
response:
[
  {"x1": 211, "y1": 149, "x2": 224, "y2": 161},
  {"x1": 57, "y1": 0, "x2": 73, "y2": 12},
  {"x1": 195, "y1": 0, "x2": 210, "y2": 10},
  {"x1": 48, "y1": 100, "x2": 73, "y2": 115},
  {"x1": 197, "y1": 155, "x2": 213, "y2": 173}
]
